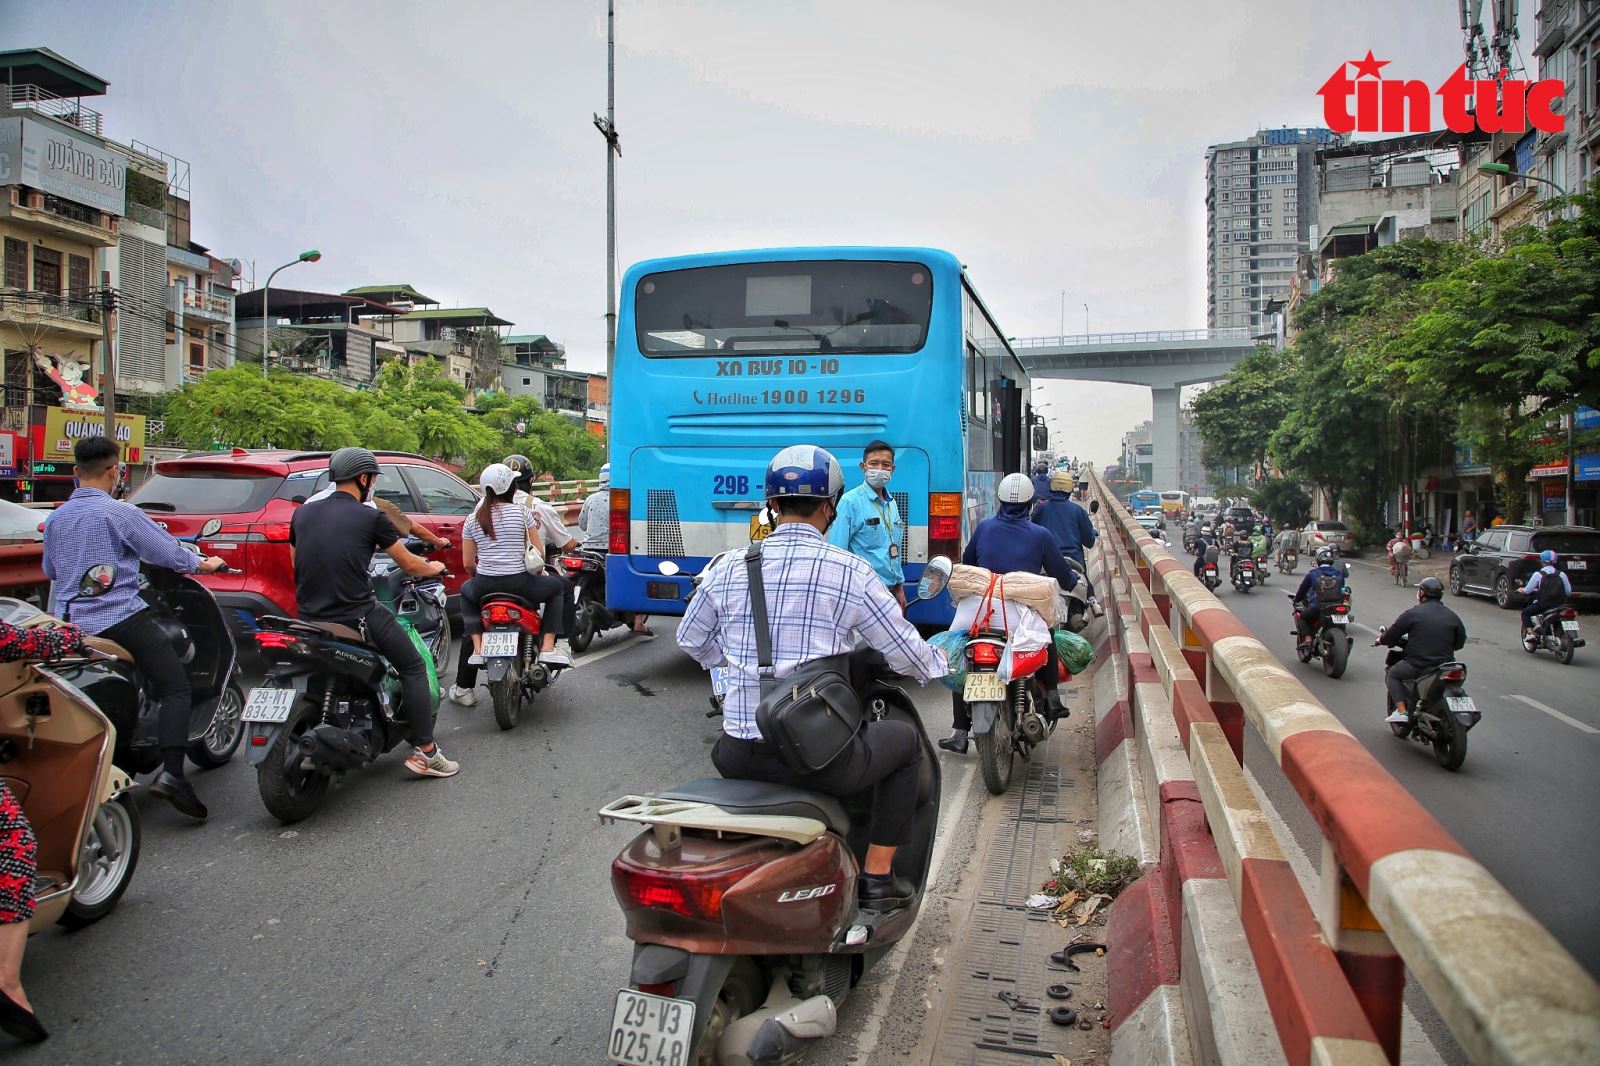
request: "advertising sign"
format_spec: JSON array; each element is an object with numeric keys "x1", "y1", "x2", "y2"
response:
[
  {"x1": 0, "y1": 116, "x2": 126, "y2": 216},
  {"x1": 35, "y1": 409, "x2": 145, "y2": 465},
  {"x1": 1543, "y1": 480, "x2": 1566, "y2": 512},
  {"x1": 0, "y1": 431, "x2": 17, "y2": 478}
]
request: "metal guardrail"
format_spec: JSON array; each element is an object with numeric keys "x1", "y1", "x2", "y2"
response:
[
  {"x1": 2, "y1": 84, "x2": 103, "y2": 136},
  {"x1": 1010, "y1": 328, "x2": 1254, "y2": 348},
  {"x1": 1085, "y1": 470, "x2": 1600, "y2": 1064}
]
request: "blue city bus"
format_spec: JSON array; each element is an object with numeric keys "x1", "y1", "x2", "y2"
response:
[
  {"x1": 1128, "y1": 489, "x2": 1162, "y2": 513},
  {"x1": 605, "y1": 247, "x2": 1036, "y2": 625}
]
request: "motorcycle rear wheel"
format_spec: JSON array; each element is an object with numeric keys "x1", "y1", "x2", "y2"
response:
[
  {"x1": 1556, "y1": 631, "x2": 1576, "y2": 665},
  {"x1": 490, "y1": 672, "x2": 524, "y2": 730},
  {"x1": 188, "y1": 682, "x2": 245, "y2": 769},
  {"x1": 257, "y1": 701, "x2": 331, "y2": 824},
  {"x1": 58, "y1": 792, "x2": 141, "y2": 929},
  {"x1": 1430, "y1": 707, "x2": 1468, "y2": 771},
  {"x1": 1321, "y1": 634, "x2": 1349, "y2": 679},
  {"x1": 691, "y1": 958, "x2": 764, "y2": 1066},
  {"x1": 570, "y1": 596, "x2": 597, "y2": 654},
  {"x1": 975, "y1": 704, "x2": 1014, "y2": 796}
]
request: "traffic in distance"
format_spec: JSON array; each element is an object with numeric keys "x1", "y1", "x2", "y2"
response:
[{"x1": 3, "y1": 247, "x2": 1594, "y2": 1065}]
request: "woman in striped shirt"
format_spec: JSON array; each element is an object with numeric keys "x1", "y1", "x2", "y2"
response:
[{"x1": 455, "y1": 465, "x2": 571, "y2": 688}]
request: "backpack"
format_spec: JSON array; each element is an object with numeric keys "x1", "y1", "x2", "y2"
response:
[
  {"x1": 1315, "y1": 570, "x2": 1345, "y2": 604},
  {"x1": 1536, "y1": 568, "x2": 1568, "y2": 612}
]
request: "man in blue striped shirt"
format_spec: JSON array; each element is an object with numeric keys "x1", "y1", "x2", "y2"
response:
[
  {"x1": 43, "y1": 436, "x2": 226, "y2": 819},
  {"x1": 678, "y1": 445, "x2": 947, "y2": 911}
]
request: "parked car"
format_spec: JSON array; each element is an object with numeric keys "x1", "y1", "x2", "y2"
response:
[
  {"x1": 1449, "y1": 525, "x2": 1600, "y2": 609},
  {"x1": 128, "y1": 450, "x2": 480, "y2": 639},
  {"x1": 1298, "y1": 520, "x2": 1359, "y2": 557},
  {"x1": 0, "y1": 498, "x2": 44, "y2": 544}
]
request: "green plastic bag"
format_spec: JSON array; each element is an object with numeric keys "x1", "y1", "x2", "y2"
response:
[
  {"x1": 929, "y1": 630, "x2": 970, "y2": 691},
  {"x1": 1055, "y1": 629, "x2": 1094, "y2": 675},
  {"x1": 397, "y1": 615, "x2": 441, "y2": 709}
]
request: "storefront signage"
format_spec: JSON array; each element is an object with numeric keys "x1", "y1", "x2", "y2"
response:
[
  {"x1": 1529, "y1": 462, "x2": 1569, "y2": 478},
  {"x1": 0, "y1": 116, "x2": 127, "y2": 217},
  {"x1": 1577, "y1": 453, "x2": 1600, "y2": 483},
  {"x1": 1543, "y1": 480, "x2": 1566, "y2": 512},
  {"x1": 1576, "y1": 406, "x2": 1600, "y2": 430},
  {"x1": 35, "y1": 409, "x2": 146, "y2": 465},
  {"x1": 0, "y1": 431, "x2": 18, "y2": 478},
  {"x1": 1453, "y1": 440, "x2": 1490, "y2": 476}
]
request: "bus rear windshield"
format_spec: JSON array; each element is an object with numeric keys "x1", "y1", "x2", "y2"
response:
[{"x1": 634, "y1": 260, "x2": 932, "y2": 356}]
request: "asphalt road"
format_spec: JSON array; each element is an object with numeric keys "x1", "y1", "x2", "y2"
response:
[
  {"x1": 1207, "y1": 550, "x2": 1600, "y2": 980},
  {"x1": 14, "y1": 625, "x2": 973, "y2": 1066}
]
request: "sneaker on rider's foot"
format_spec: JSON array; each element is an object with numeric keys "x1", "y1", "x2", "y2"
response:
[
  {"x1": 937, "y1": 729, "x2": 969, "y2": 754},
  {"x1": 467, "y1": 652, "x2": 484, "y2": 666},
  {"x1": 405, "y1": 744, "x2": 460, "y2": 778},
  {"x1": 447, "y1": 684, "x2": 477, "y2": 706},
  {"x1": 1384, "y1": 709, "x2": 1410, "y2": 725},
  {"x1": 540, "y1": 645, "x2": 573, "y2": 668}
]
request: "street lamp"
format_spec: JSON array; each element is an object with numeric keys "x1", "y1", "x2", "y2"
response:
[
  {"x1": 261, "y1": 249, "x2": 322, "y2": 379},
  {"x1": 1479, "y1": 162, "x2": 1576, "y2": 524},
  {"x1": 1083, "y1": 303, "x2": 1090, "y2": 336}
]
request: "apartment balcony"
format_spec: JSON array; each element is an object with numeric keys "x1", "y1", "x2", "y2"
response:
[
  {"x1": 0, "y1": 288, "x2": 103, "y2": 339},
  {"x1": 0, "y1": 187, "x2": 119, "y2": 247},
  {"x1": 173, "y1": 285, "x2": 234, "y2": 323}
]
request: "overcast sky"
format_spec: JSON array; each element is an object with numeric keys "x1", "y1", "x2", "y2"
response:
[{"x1": 4, "y1": 1, "x2": 1470, "y2": 465}]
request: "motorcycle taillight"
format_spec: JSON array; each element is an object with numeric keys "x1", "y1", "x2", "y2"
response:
[
  {"x1": 255, "y1": 631, "x2": 300, "y2": 651},
  {"x1": 1439, "y1": 666, "x2": 1466, "y2": 682},
  {"x1": 486, "y1": 603, "x2": 523, "y2": 626},
  {"x1": 1332, "y1": 604, "x2": 1349, "y2": 614},
  {"x1": 1563, "y1": 608, "x2": 1578, "y2": 620},
  {"x1": 560, "y1": 556, "x2": 585, "y2": 572},
  {"x1": 969, "y1": 642, "x2": 1001, "y2": 667},
  {"x1": 611, "y1": 859, "x2": 760, "y2": 922}
]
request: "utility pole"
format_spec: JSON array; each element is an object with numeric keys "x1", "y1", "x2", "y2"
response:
[
  {"x1": 594, "y1": 1, "x2": 621, "y2": 394},
  {"x1": 99, "y1": 270, "x2": 116, "y2": 444}
]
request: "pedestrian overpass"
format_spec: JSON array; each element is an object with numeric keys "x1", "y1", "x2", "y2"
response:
[{"x1": 1010, "y1": 329, "x2": 1263, "y2": 487}]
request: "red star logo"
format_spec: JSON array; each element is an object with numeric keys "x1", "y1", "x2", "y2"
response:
[{"x1": 1350, "y1": 50, "x2": 1389, "y2": 79}]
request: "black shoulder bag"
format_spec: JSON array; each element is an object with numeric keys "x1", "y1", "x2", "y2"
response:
[{"x1": 745, "y1": 542, "x2": 865, "y2": 774}]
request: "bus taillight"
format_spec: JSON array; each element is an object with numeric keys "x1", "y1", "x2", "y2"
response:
[
  {"x1": 929, "y1": 493, "x2": 962, "y2": 560},
  {"x1": 609, "y1": 489, "x2": 630, "y2": 555}
]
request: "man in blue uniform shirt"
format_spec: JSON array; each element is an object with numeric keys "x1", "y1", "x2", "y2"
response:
[{"x1": 829, "y1": 440, "x2": 906, "y2": 608}]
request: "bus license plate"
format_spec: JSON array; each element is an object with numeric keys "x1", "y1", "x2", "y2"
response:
[
  {"x1": 609, "y1": 989, "x2": 695, "y2": 1066},
  {"x1": 241, "y1": 688, "x2": 296, "y2": 723},
  {"x1": 1330, "y1": 615, "x2": 1349, "y2": 625},
  {"x1": 481, "y1": 632, "x2": 520, "y2": 658},
  {"x1": 1562, "y1": 620, "x2": 1581, "y2": 632},
  {"x1": 710, "y1": 667, "x2": 730, "y2": 697},
  {"x1": 964, "y1": 673, "x2": 1006, "y2": 702}
]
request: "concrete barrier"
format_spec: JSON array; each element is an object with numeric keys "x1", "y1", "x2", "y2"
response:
[{"x1": 1089, "y1": 472, "x2": 1600, "y2": 1065}]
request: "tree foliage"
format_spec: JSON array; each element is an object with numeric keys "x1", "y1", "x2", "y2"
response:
[
  {"x1": 161, "y1": 361, "x2": 605, "y2": 480},
  {"x1": 1188, "y1": 346, "x2": 1292, "y2": 475},
  {"x1": 1246, "y1": 477, "x2": 1312, "y2": 528}
]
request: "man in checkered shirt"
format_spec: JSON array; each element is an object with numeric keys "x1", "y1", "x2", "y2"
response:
[{"x1": 677, "y1": 445, "x2": 947, "y2": 911}]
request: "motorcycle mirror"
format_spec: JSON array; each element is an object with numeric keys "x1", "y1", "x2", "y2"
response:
[
  {"x1": 78, "y1": 563, "x2": 117, "y2": 598},
  {"x1": 658, "y1": 560, "x2": 681, "y2": 577},
  {"x1": 915, "y1": 556, "x2": 953, "y2": 602},
  {"x1": 199, "y1": 518, "x2": 223, "y2": 538}
]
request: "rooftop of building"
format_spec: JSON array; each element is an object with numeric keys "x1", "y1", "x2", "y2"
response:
[
  {"x1": 371, "y1": 306, "x2": 512, "y2": 326},
  {"x1": 344, "y1": 284, "x2": 438, "y2": 305},
  {"x1": 235, "y1": 287, "x2": 408, "y2": 322},
  {"x1": 0, "y1": 47, "x2": 108, "y2": 98}
]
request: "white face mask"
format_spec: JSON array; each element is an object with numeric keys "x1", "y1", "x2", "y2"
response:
[{"x1": 864, "y1": 468, "x2": 891, "y2": 489}]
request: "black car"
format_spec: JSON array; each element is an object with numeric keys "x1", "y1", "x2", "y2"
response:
[
  {"x1": 1449, "y1": 525, "x2": 1600, "y2": 608},
  {"x1": 1222, "y1": 506, "x2": 1256, "y2": 532}
]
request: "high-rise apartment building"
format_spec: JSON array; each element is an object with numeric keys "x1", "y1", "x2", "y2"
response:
[{"x1": 1205, "y1": 128, "x2": 1342, "y2": 335}]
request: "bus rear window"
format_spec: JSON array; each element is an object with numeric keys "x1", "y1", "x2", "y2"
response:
[{"x1": 634, "y1": 260, "x2": 932, "y2": 356}]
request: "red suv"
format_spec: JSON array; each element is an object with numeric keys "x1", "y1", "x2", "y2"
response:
[{"x1": 129, "y1": 450, "x2": 479, "y2": 637}]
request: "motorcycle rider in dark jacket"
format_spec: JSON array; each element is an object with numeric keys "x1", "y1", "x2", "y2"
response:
[
  {"x1": 1033, "y1": 470, "x2": 1101, "y2": 615},
  {"x1": 1291, "y1": 547, "x2": 1346, "y2": 648},
  {"x1": 1519, "y1": 551, "x2": 1572, "y2": 639},
  {"x1": 1376, "y1": 577, "x2": 1466, "y2": 724}
]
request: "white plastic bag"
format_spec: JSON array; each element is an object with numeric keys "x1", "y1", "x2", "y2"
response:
[{"x1": 995, "y1": 606, "x2": 1051, "y2": 683}]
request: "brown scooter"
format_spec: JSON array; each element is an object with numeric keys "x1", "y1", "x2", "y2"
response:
[
  {"x1": 0, "y1": 595, "x2": 141, "y2": 931},
  {"x1": 598, "y1": 559, "x2": 953, "y2": 1066}
]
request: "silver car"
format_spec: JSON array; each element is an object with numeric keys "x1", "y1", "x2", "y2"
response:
[
  {"x1": 0, "y1": 498, "x2": 45, "y2": 544},
  {"x1": 1299, "y1": 520, "x2": 1359, "y2": 557}
]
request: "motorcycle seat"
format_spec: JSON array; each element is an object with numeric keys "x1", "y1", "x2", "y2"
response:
[
  {"x1": 258, "y1": 615, "x2": 367, "y2": 645},
  {"x1": 479, "y1": 592, "x2": 537, "y2": 610},
  {"x1": 660, "y1": 777, "x2": 851, "y2": 836}
]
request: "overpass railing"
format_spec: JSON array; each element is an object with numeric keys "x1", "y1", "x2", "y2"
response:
[
  {"x1": 1010, "y1": 328, "x2": 1255, "y2": 348},
  {"x1": 1085, "y1": 469, "x2": 1599, "y2": 1064}
]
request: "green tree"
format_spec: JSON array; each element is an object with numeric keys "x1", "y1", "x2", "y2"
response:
[
  {"x1": 1188, "y1": 346, "x2": 1292, "y2": 479},
  {"x1": 1246, "y1": 477, "x2": 1312, "y2": 528},
  {"x1": 163, "y1": 366, "x2": 369, "y2": 449}
]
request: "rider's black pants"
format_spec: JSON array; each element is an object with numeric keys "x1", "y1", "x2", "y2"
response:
[
  {"x1": 359, "y1": 604, "x2": 434, "y2": 748},
  {"x1": 1384, "y1": 658, "x2": 1428, "y2": 710},
  {"x1": 101, "y1": 608, "x2": 190, "y2": 772},
  {"x1": 712, "y1": 723, "x2": 922, "y2": 847}
]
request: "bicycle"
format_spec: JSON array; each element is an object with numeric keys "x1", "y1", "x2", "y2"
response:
[{"x1": 1390, "y1": 552, "x2": 1410, "y2": 586}]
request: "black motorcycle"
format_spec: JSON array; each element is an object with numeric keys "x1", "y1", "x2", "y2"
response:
[
  {"x1": 1276, "y1": 545, "x2": 1299, "y2": 574},
  {"x1": 243, "y1": 541, "x2": 450, "y2": 823},
  {"x1": 1288, "y1": 590, "x2": 1353, "y2": 678},
  {"x1": 1377, "y1": 629, "x2": 1479, "y2": 771},
  {"x1": 1200, "y1": 546, "x2": 1222, "y2": 591},
  {"x1": 1230, "y1": 553, "x2": 1258, "y2": 594},
  {"x1": 56, "y1": 520, "x2": 244, "y2": 773},
  {"x1": 562, "y1": 547, "x2": 638, "y2": 653},
  {"x1": 1523, "y1": 605, "x2": 1583, "y2": 665}
]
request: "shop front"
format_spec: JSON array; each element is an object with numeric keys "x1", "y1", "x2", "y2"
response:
[{"x1": 17, "y1": 409, "x2": 146, "y2": 504}]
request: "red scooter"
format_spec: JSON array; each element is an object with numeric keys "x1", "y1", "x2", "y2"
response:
[{"x1": 598, "y1": 560, "x2": 952, "y2": 1066}]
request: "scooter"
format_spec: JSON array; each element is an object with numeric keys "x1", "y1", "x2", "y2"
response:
[
  {"x1": 1058, "y1": 557, "x2": 1091, "y2": 634},
  {"x1": 242, "y1": 540, "x2": 450, "y2": 824},
  {"x1": 563, "y1": 547, "x2": 639, "y2": 653},
  {"x1": 0, "y1": 597, "x2": 141, "y2": 930},
  {"x1": 960, "y1": 616, "x2": 1065, "y2": 797},
  {"x1": 1201, "y1": 546, "x2": 1222, "y2": 591},
  {"x1": 1277, "y1": 545, "x2": 1299, "y2": 574},
  {"x1": 56, "y1": 520, "x2": 244, "y2": 772},
  {"x1": 1376, "y1": 629, "x2": 1479, "y2": 772},
  {"x1": 598, "y1": 560, "x2": 953, "y2": 1066},
  {"x1": 1288, "y1": 590, "x2": 1354, "y2": 679},
  {"x1": 478, "y1": 580, "x2": 566, "y2": 731},
  {"x1": 1523, "y1": 606, "x2": 1584, "y2": 665},
  {"x1": 1230, "y1": 554, "x2": 1258, "y2": 594}
]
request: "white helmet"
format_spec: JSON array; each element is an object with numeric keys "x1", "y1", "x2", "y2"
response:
[
  {"x1": 478, "y1": 462, "x2": 516, "y2": 495},
  {"x1": 597, "y1": 462, "x2": 611, "y2": 487},
  {"x1": 998, "y1": 472, "x2": 1035, "y2": 504}
]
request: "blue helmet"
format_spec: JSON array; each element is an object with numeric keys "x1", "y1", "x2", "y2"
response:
[
  {"x1": 1541, "y1": 549, "x2": 1558, "y2": 565},
  {"x1": 597, "y1": 462, "x2": 611, "y2": 485},
  {"x1": 764, "y1": 445, "x2": 844, "y2": 502}
]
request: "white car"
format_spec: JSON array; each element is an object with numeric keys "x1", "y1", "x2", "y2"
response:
[{"x1": 0, "y1": 499, "x2": 45, "y2": 544}]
